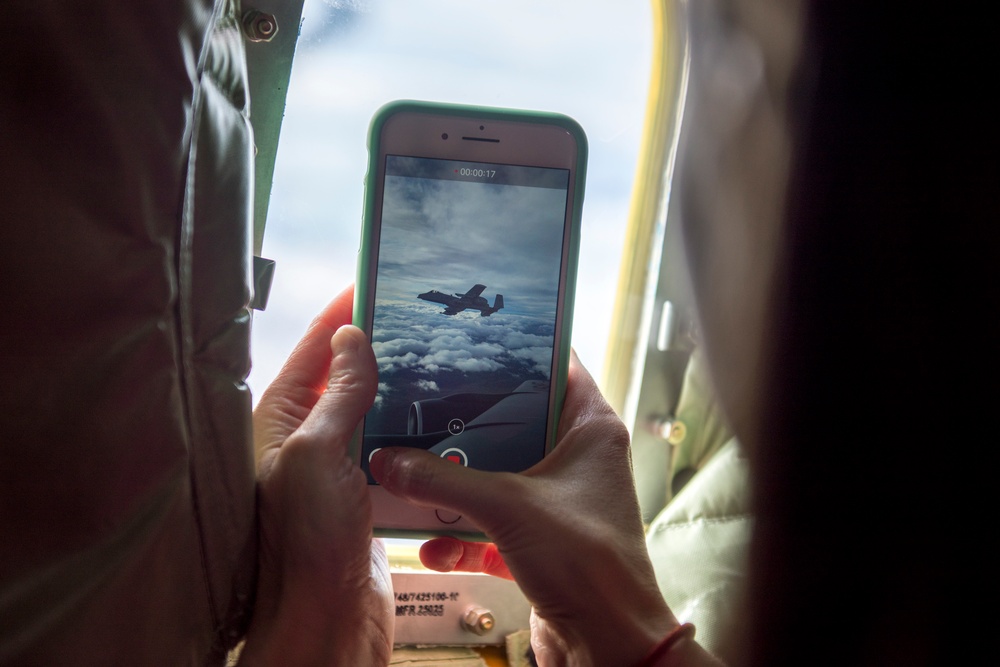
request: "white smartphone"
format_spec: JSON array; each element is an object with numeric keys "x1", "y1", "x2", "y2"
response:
[{"x1": 353, "y1": 101, "x2": 587, "y2": 537}]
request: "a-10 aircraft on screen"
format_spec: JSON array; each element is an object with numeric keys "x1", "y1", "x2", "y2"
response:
[{"x1": 417, "y1": 283, "x2": 504, "y2": 316}]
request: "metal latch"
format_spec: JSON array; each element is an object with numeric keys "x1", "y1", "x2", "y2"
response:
[{"x1": 250, "y1": 256, "x2": 276, "y2": 311}]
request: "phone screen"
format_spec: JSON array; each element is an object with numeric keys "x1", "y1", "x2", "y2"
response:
[{"x1": 361, "y1": 154, "x2": 571, "y2": 480}]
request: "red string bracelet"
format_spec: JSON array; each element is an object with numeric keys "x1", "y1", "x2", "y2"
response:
[{"x1": 636, "y1": 622, "x2": 697, "y2": 667}]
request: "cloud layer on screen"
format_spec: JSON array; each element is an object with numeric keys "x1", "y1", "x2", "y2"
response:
[
  {"x1": 374, "y1": 299, "x2": 554, "y2": 373},
  {"x1": 370, "y1": 298, "x2": 555, "y2": 412}
]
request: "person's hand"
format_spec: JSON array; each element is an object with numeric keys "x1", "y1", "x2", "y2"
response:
[
  {"x1": 240, "y1": 286, "x2": 393, "y2": 666},
  {"x1": 370, "y1": 352, "x2": 676, "y2": 667}
]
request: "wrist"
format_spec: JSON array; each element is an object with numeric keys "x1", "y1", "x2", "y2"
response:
[
  {"x1": 552, "y1": 536, "x2": 678, "y2": 667},
  {"x1": 558, "y1": 593, "x2": 676, "y2": 667},
  {"x1": 635, "y1": 623, "x2": 695, "y2": 667},
  {"x1": 634, "y1": 622, "x2": 726, "y2": 667}
]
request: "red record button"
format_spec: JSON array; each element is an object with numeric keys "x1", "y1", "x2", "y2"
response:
[{"x1": 439, "y1": 447, "x2": 468, "y2": 467}]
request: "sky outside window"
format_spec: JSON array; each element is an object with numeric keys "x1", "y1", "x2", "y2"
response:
[{"x1": 248, "y1": 0, "x2": 652, "y2": 401}]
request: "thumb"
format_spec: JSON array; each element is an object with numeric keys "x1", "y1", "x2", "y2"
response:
[
  {"x1": 294, "y1": 325, "x2": 378, "y2": 450},
  {"x1": 369, "y1": 448, "x2": 521, "y2": 534}
]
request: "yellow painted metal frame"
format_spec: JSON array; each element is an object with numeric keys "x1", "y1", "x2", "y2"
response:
[{"x1": 602, "y1": 0, "x2": 687, "y2": 415}]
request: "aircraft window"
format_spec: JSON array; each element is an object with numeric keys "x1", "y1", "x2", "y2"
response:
[
  {"x1": 248, "y1": 0, "x2": 653, "y2": 399},
  {"x1": 242, "y1": 4, "x2": 686, "y2": 658}
]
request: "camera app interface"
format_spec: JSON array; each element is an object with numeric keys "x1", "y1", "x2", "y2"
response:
[{"x1": 362, "y1": 155, "x2": 570, "y2": 480}]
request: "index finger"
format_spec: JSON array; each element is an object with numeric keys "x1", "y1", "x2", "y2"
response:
[{"x1": 420, "y1": 538, "x2": 513, "y2": 580}]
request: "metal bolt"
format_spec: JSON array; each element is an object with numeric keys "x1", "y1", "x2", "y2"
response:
[
  {"x1": 242, "y1": 10, "x2": 278, "y2": 43},
  {"x1": 462, "y1": 606, "x2": 496, "y2": 636},
  {"x1": 667, "y1": 420, "x2": 687, "y2": 445}
]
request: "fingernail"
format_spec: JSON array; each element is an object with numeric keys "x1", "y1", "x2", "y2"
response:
[
  {"x1": 369, "y1": 447, "x2": 390, "y2": 483},
  {"x1": 331, "y1": 325, "x2": 361, "y2": 358}
]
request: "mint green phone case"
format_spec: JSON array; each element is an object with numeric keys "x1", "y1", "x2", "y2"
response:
[{"x1": 352, "y1": 100, "x2": 587, "y2": 540}]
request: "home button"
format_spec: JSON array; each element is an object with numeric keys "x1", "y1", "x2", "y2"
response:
[{"x1": 435, "y1": 509, "x2": 462, "y2": 524}]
